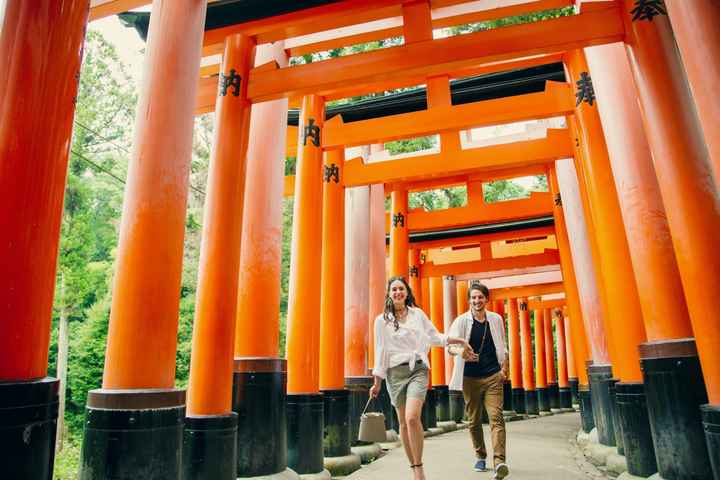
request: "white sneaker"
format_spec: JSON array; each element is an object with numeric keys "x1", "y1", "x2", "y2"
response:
[{"x1": 493, "y1": 463, "x2": 509, "y2": 479}]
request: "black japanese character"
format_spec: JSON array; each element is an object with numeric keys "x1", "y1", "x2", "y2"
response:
[
  {"x1": 575, "y1": 72, "x2": 595, "y2": 106},
  {"x1": 409, "y1": 266, "x2": 419, "y2": 278},
  {"x1": 392, "y1": 212, "x2": 405, "y2": 228},
  {"x1": 219, "y1": 69, "x2": 241, "y2": 97},
  {"x1": 302, "y1": 118, "x2": 321, "y2": 147},
  {"x1": 554, "y1": 193, "x2": 562, "y2": 206},
  {"x1": 323, "y1": 163, "x2": 339, "y2": 183},
  {"x1": 631, "y1": 0, "x2": 667, "y2": 22}
]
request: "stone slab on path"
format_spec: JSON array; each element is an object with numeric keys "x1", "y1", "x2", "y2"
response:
[{"x1": 345, "y1": 412, "x2": 605, "y2": 480}]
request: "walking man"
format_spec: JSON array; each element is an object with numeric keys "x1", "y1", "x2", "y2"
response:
[{"x1": 448, "y1": 282, "x2": 509, "y2": 479}]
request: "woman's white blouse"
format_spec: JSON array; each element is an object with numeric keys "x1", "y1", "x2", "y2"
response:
[{"x1": 371, "y1": 306, "x2": 448, "y2": 379}]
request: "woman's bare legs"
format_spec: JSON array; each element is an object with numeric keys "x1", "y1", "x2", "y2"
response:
[
  {"x1": 395, "y1": 405, "x2": 414, "y2": 465},
  {"x1": 405, "y1": 397, "x2": 426, "y2": 480}
]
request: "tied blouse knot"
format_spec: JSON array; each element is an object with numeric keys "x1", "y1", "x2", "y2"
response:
[{"x1": 372, "y1": 306, "x2": 448, "y2": 379}]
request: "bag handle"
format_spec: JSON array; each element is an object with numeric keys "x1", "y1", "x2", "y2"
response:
[{"x1": 362, "y1": 395, "x2": 379, "y2": 415}]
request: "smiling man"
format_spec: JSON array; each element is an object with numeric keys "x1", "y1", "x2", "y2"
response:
[{"x1": 448, "y1": 281, "x2": 510, "y2": 479}]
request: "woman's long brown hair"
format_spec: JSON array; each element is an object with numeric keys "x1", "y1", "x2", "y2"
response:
[{"x1": 383, "y1": 276, "x2": 419, "y2": 331}]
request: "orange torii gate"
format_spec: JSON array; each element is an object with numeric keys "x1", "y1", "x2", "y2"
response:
[{"x1": 2, "y1": 1, "x2": 720, "y2": 480}]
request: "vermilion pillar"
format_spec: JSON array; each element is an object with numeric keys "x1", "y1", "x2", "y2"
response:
[
  {"x1": 508, "y1": 298, "x2": 524, "y2": 414},
  {"x1": 287, "y1": 94, "x2": 325, "y2": 393},
  {"x1": 564, "y1": 312, "x2": 577, "y2": 382},
  {"x1": 449, "y1": 280, "x2": 469, "y2": 421},
  {"x1": 232, "y1": 42, "x2": 290, "y2": 479},
  {"x1": 390, "y1": 187, "x2": 409, "y2": 278},
  {"x1": 421, "y1": 276, "x2": 431, "y2": 314},
  {"x1": 565, "y1": 49, "x2": 647, "y2": 385},
  {"x1": 623, "y1": 0, "x2": 720, "y2": 473},
  {"x1": 534, "y1": 307, "x2": 549, "y2": 413},
  {"x1": 234, "y1": 44, "x2": 289, "y2": 359},
  {"x1": 519, "y1": 298, "x2": 538, "y2": 415},
  {"x1": 442, "y1": 276, "x2": 458, "y2": 392},
  {"x1": 664, "y1": 0, "x2": 720, "y2": 185},
  {"x1": 320, "y1": 148, "x2": 345, "y2": 391},
  {"x1": 0, "y1": 1, "x2": 88, "y2": 477},
  {"x1": 184, "y1": 33, "x2": 254, "y2": 480},
  {"x1": 430, "y1": 277, "x2": 445, "y2": 386},
  {"x1": 187, "y1": 33, "x2": 255, "y2": 417},
  {"x1": 409, "y1": 248, "x2": 422, "y2": 305},
  {"x1": 368, "y1": 167, "x2": 386, "y2": 369},
  {"x1": 81, "y1": 2, "x2": 207, "y2": 479},
  {"x1": 456, "y1": 280, "x2": 468, "y2": 315},
  {"x1": 544, "y1": 307, "x2": 559, "y2": 410},
  {"x1": 286, "y1": 94, "x2": 326, "y2": 475},
  {"x1": 345, "y1": 185, "x2": 370, "y2": 378},
  {"x1": 548, "y1": 164, "x2": 592, "y2": 388},
  {"x1": 556, "y1": 309, "x2": 572, "y2": 409}
]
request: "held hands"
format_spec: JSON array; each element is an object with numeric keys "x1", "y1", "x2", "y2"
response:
[{"x1": 461, "y1": 341, "x2": 479, "y2": 363}]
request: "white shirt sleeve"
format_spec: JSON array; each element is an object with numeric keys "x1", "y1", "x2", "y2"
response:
[
  {"x1": 419, "y1": 308, "x2": 448, "y2": 347},
  {"x1": 371, "y1": 315, "x2": 387, "y2": 379},
  {"x1": 447, "y1": 315, "x2": 464, "y2": 355}
]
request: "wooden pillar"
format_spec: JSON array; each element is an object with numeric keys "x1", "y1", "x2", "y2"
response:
[
  {"x1": 232, "y1": 42, "x2": 290, "y2": 479},
  {"x1": 548, "y1": 165, "x2": 591, "y2": 387},
  {"x1": 429, "y1": 277, "x2": 445, "y2": 386},
  {"x1": 345, "y1": 185, "x2": 370, "y2": 377},
  {"x1": 390, "y1": 187, "x2": 409, "y2": 278},
  {"x1": 664, "y1": 0, "x2": 720, "y2": 185},
  {"x1": 320, "y1": 149, "x2": 345, "y2": 391},
  {"x1": 519, "y1": 298, "x2": 537, "y2": 414},
  {"x1": 0, "y1": 0, "x2": 88, "y2": 380},
  {"x1": 564, "y1": 48, "x2": 647, "y2": 383},
  {"x1": 544, "y1": 308, "x2": 556, "y2": 385},
  {"x1": 235, "y1": 43, "x2": 289, "y2": 359},
  {"x1": 534, "y1": 308, "x2": 548, "y2": 392},
  {"x1": 409, "y1": 248, "x2": 422, "y2": 305},
  {"x1": 367, "y1": 147, "x2": 386, "y2": 369},
  {"x1": 187, "y1": 33, "x2": 255, "y2": 417},
  {"x1": 103, "y1": 0, "x2": 205, "y2": 389},
  {"x1": 81, "y1": 2, "x2": 207, "y2": 478},
  {"x1": 286, "y1": 94, "x2": 325, "y2": 395},
  {"x1": 564, "y1": 312, "x2": 578, "y2": 382},
  {"x1": 585, "y1": 42, "x2": 694, "y2": 343},
  {"x1": 623, "y1": 3, "x2": 720, "y2": 401},
  {"x1": 421, "y1": 276, "x2": 431, "y2": 314},
  {"x1": 623, "y1": 2, "x2": 720, "y2": 474},
  {"x1": 556, "y1": 310, "x2": 569, "y2": 389},
  {"x1": 456, "y1": 280, "x2": 468, "y2": 315},
  {"x1": 442, "y1": 276, "x2": 458, "y2": 387},
  {"x1": 508, "y1": 298, "x2": 523, "y2": 390},
  {"x1": 0, "y1": 1, "x2": 88, "y2": 478}
]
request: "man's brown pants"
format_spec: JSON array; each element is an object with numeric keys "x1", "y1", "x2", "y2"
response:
[{"x1": 462, "y1": 371, "x2": 506, "y2": 466}]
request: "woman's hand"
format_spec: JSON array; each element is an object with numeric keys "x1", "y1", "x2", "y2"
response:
[
  {"x1": 462, "y1": 342, "x2": 479, "y2": 362},
  {"x1": 370, "y1": 382, "x2": 381, "y2": 398}
]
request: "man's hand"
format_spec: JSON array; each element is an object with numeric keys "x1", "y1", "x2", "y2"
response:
[
  {"x1": 369, "y1": 383, "x2": 381, "y2": 398},
  {"x1": 462, "y1": 343, "x2": 479, "y2": 362}
]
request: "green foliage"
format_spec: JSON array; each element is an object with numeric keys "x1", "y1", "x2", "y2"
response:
[
  {"x1": 483, "y1": 180, "x2": 528, "y2": 203},
  {"x1": 447, "y1": 6, "x2": 575, "y2": 35},
  {"x1": 52, "y1": 438, "x2": 82, "y2": 480},
  {"x1": 385, "y1": 136, "x2": 436, "y2": 155}
]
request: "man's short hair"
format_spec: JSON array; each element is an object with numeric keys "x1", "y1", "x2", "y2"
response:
[{"x1": 467, "y1": 281, "x2": 490, "y2": 299}]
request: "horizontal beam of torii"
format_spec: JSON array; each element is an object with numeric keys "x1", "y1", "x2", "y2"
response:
[
  {"x1": 420, "y1": 249, "x2": 559, "y2": 277},
  {"x1": 245, "y1": 3, "x2": 622, "y2": 102},
  {"x1": 490, "y1": 281, "x2": 564, "y2": 300},
  {"x1": 410, "y1": 224, "x2": 555, "y2": 250},
  {"x1": 527, "y1": 298, "x2": 566, "y2": 310}
]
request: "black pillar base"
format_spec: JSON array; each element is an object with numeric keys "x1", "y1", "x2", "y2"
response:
[
  {"x1": 578, "y1": 386, "x2": 595, "y2": 433},
  {"x1": 701, "y1": 404, "x2": 720, "y2": 480},
  {"x1": 547, "y1": 382, "x2": 560, "y2": 410},
  {"x1": 503, "y1": 381, "x2": 514, "y2": 412},
  {"x1": 524, "y1": 390, "x2": 539, "y2": 415},
  {"x1": 287, "y1": 393, "x2": 324, "y2": 475},
  {"x1": 569, "y1": 377, "x2": 580, "y2": 405},
  {"x1": 449, "y1": 390, "x2": 465, "y2": 423},
  {"x1": 512, "y1": 387, "x2": 526, "y2": 414},
  {"x1": 322, "y1": 389, "x2": 351, "y2": 457},
  {"x1": 233, "y1": 358, "x2": 287, "y2": 477},
  {"x1": 588, "y1": 364, "x2": 616, "y2": 446},
  {"x1": 183, "y1": 413, "x2": 237, "y2": 480},
  {"x1": 615, "y1": 382, "x2": 657, "y2": 477},
  {"x1": 640, "y1": 339, "x2": 713, "y2": 480},
  {"x1": 79, "y1": 389, "x2": 185, "y2": 480},
  {"x1": 378, "y1": 380, "x2": 397, "y2": 432},
  {"x1": 607, "y1": 378, "x2": 624, "y2": 455},
  {"x1": 421, "y1": 389, "x2": 437, "y2": 430},
  {"x1": 537, "y1": 387, "x2": 550, "y2": 412},
  {"x1": 0, "y1": 377, "x2": 59, "y2": 480},
  {"x1": 433, "y1": 385, "x2": 450, "y2": 422},
  {"x1": 345, "y1": 376, "x2": 373, "y2": 446},
  {"x1": 559, "y1": 387, "x2": 573, "y2": 409}
]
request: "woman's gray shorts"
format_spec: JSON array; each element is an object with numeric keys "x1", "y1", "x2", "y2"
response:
[{"x1": 386, "y1": 363, "x2": 429, "y2": 407}]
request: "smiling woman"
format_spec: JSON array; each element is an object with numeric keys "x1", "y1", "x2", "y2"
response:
[{"x1": 370, "y1": 276, "x2": 469, "y2": 480}]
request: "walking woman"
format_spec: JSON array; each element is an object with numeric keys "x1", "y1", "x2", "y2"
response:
[{"x1": 370, "y1": 276, "x2": 471, "y2": 480}]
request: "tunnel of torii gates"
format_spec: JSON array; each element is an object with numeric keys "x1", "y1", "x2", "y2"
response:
[{"x1": 2, "y1": 0, "x2": 720, "y2": 479}]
